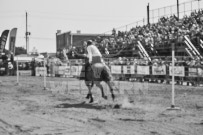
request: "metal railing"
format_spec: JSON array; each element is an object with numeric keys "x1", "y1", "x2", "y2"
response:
[
  {"x1": 106, "y1": 0, "x2": 203, "y2": 34},
  {"x1": 150, "y1": 0, "x2": 203, "y2": 23}
]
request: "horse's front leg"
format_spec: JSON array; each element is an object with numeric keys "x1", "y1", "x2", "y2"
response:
[
  {"x1": 95, "y1": 81, "x2": 107, "y2": 100},
  {"x1": 85, "y1": 81, "x2": 94, "y2": 103}
]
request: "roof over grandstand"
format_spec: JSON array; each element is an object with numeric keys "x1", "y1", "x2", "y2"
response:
[{"x1": 56, "y1": 30, "x2": 111, "y2": 36}]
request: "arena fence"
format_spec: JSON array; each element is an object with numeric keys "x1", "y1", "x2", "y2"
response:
[
  {"x1": 11, "y1": 59, "x2": 203, "y2": 109},
  {"x1": 17, "y1": 64, "x2": 203, "y2": 87}
]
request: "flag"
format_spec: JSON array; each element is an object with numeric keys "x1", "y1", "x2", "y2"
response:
[
  {"x1": 0, "y1": 30, "x2": 9, "y2": 53},
  {"x1": 9, "y1": 28, "x2": 17, "y2": 55}
]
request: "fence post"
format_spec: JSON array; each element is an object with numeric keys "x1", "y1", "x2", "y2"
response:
[
  {"x1": 43, "y1": 58, "x2": 46, "y2": 90},
  {"x1": 167, "y1": 43, "x2": 180, "y2": 110},
  {"x1": 16, "y1": 56, "x2": 19, "y2": 85}
]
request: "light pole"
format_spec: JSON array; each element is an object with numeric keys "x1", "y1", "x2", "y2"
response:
[{"x1": 177, "y1": 0, "x2": 179, "y2": 20}]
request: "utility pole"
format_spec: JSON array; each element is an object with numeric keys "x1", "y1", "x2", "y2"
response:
[
  {"x1": 25, "y1": 12, "x2": 30, "y2": 54},
  {"x1": 177, "y1": 0, "x2": 179, "y2": 20},
  {"x1": 26, "y1": 12, "x2": 28, "y2": 54},
  {"x1": 147, "y1": 3, "x2": 150, "y2": 25}
]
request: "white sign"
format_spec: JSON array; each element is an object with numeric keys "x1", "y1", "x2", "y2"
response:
[
  {"x1": 137, "y1": 66, "x2": 149, "y2": 75},
  {"x1": 188, "y1": 68, "x2": 198, "y2": 77},
  {"x1": 35, "y1": 67, "x2": 47, "y2": 76},
  {"x1": 111, "y1": 65, "x2": 122, "y2": 74},
  {"x1": 19, "y1": 70, "x2": 32, "y2": 76},
  {"x1": 123, "y1": 65, "x2": 135, "y2": 74},
  {"x1": 169, "y1": 66, "x2": 185, "y2": 76},
  {"x1": 58, "y1": 66, "x2": 67, "y2": 75},
  {"x1": 152, "y1": 65, "x2": 166, "y2": 75},
  {"x1": 198, "y1": 68, "x2": 203, "y2": 77},
  {"x1": 70, "y1": 66, "x2": 79, "y2": 76}
]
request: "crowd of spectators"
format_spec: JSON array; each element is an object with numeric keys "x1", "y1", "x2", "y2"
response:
[{"x1": 72, "y1": 9, "x2": 203, "y2": 68}]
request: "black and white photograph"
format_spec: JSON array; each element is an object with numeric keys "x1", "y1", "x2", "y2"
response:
[{"x1": 0, "y1": 0, "x2": 203, "y2": 134}]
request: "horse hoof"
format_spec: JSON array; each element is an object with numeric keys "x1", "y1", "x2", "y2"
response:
[
  {"x1": 86, "y1": 94, "x2": 90, "y2": 99},
  {"x1": 111, "y1": 94, "x2": 115, "y2": 101},
  {"x1": 89, "y1": 98, "x2": 94, "y2": 103},
  {"x1": 103, "y1": 96, "x2": 108, "y2": 100}
]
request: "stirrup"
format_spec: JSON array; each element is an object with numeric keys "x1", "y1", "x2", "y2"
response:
[
  {"x1": 86, "y1": 93, "x2": 91, "y2": 99},
  {"x1": 111, "y1": 93, "x2": 115, "y2": 101}
]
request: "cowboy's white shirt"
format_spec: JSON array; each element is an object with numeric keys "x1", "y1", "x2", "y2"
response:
[{"x1": 87, "y1": 45, "x2": 102, "y2": 63}]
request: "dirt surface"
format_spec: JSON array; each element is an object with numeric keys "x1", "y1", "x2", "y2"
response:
[{"x1": 0, "y1": 76, "x2": 203, "y2": 135}]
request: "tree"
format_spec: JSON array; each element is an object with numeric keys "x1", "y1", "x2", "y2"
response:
[{"x1": 15, "y1": 47, "x2": 26, "y2": 55}]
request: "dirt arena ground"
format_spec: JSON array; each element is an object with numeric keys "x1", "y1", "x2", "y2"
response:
[{"x1": 0, "y1": 76, "x2": 203, "y2": 135}]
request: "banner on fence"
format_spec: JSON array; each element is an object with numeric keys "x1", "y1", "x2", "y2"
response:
[
  {"x1": 56, "y1": 66, "x2": 72, "y2": 77},
  {"x1": 189, "y1": 68, "x2": 198, "y2": 77},
  {"x1": 58, "y1": 66, "x2": 67, "y2": 75},
  {"x1": 152, "y1": 65, "x2": 166, "y2": 75},
  {"x1": 70, "y1": 66, "x2": 79, "y2": 76},
  {"x1": 123, "y1": 65, "x2": 135, "y2": 74},
  {"x1": 19, "y1": 70, "x2": 32, "y2": 76},
  {"x1": 169, "y1": 66, "x2": 185, "y2": 76},
  {"x1": 198, "y1": 68, "x2": 203, "y2": 77},
  {"x1": 111, "y1": 65, "x2": 122, "y2": 74},
  {"x1": 137, "y1": 66, "x2": 149, "y2": 75},
  {"x1": 35, "y1": 67, "x2": 47, "y2": 76},
  {"x1": 64, "y1": 66, "x2": 71, "y2": 76}
]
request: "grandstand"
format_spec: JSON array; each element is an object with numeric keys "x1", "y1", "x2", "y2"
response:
[
  {"x1": 90, "y1": 10, "x2": 203, "y2": 61},
  {"x1": 55, "y1": 0, "x2": 203, "y2": 65}
]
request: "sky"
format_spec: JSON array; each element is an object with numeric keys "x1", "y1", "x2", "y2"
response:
[{"x1": 0, "y1": 0, "x2": 196, "y2": 53}]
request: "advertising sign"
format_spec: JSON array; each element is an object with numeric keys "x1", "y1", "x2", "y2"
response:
[
  {"x1": 137, "y1": 66, "x2": 149, "y2": 75},
  {"x1": 188, "y1": 68, "x2": 198, "y2": 77},
  {"x1": 35, "y1": 67, "x2": 47, "y2": 76},
  {"x1": 169, "y1": 66, "x2": 185, "y2": 76},
  {"x1": 111, "y1": 65, "x2": 122, "y2": 74},
  {"x1": 123, "y1": 65, "x2": 135, "y2": 74},
  {"x1": 152, "y1": 65, "x2": 166, "y2": 75},
  {"x1": 19, "y1": 70, "x2": 32, "y2": 76}
]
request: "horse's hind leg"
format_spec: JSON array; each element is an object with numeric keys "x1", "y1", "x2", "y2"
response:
[{"x1": 95, "y1": 81, "x2": 107, "y2": 100}]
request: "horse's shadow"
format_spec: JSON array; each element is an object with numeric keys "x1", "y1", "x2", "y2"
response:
[{"x1": 55, "y1": 102, "x2": 105, "y2": 110}]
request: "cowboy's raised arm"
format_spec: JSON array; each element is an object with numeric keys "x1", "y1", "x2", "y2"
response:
[{"x1": 73, "y1": 50, "x2": 87, "y2": 58}]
